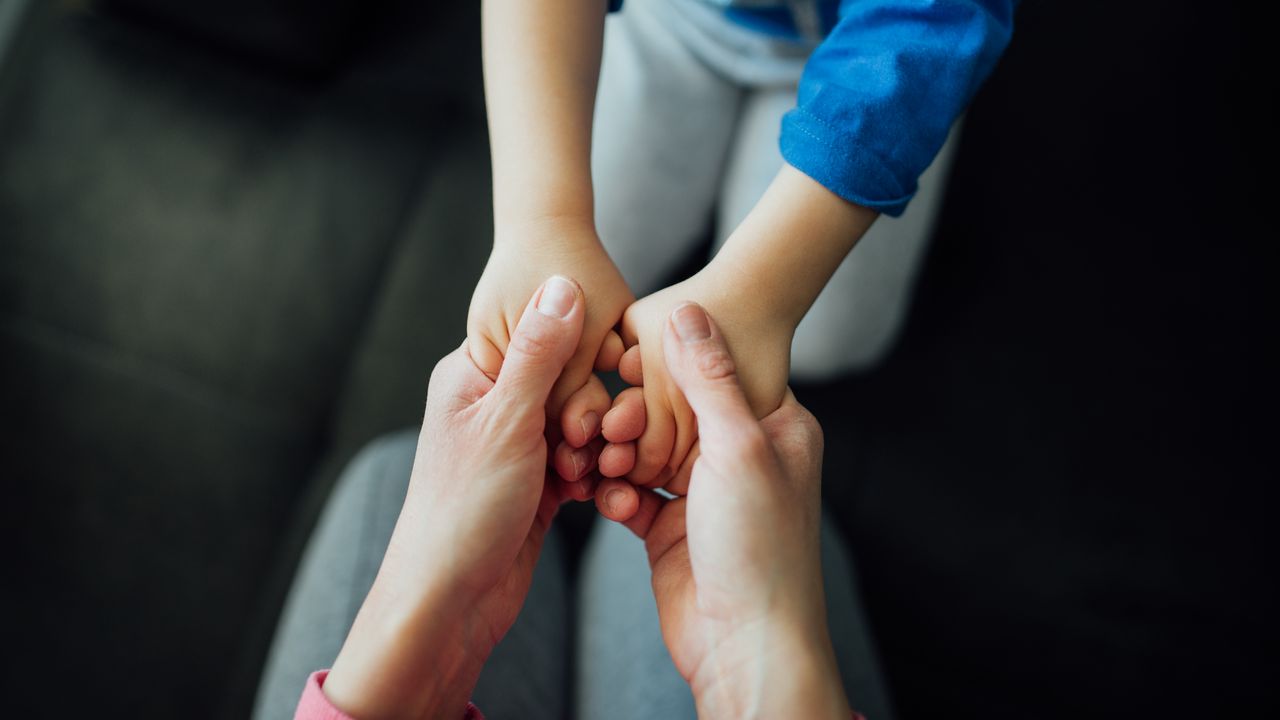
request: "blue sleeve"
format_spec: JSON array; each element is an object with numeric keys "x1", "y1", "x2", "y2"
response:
[{"x1": 780, "y1": 0, "x2": 1016, "y2": 216}]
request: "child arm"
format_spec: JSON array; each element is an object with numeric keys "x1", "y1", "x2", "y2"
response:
[
  {"x1": 600, "y1": 166, "x2": 873, "y2": 486},
  {"x1": 603, "y1": 0, "x2": 1017, "y2": 486},
  {"x1": 471, "y1": 0, "x2": 632, "y2": 442},
  {"x1": 482, "y1": 0, "x2": 603, "y2": 230},
  {"x1": 710, "y1": 0, "x2": 1018, "y2": 335}
]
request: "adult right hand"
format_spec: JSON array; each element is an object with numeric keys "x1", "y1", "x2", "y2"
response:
[{"x1": 596, "y1": 302, "x2": 853, "y2": 720}]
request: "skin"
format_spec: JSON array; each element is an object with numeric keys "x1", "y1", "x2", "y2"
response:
[
  {"x1": 476, "y1": 0, "x2": 878, "y2": 495},
  {"x1": 470, "y1": 0, "x2": 631, "y2": 445},
  {"x1": 601, "y1": 165, "x2": 879, "y2": 490},
  {"x1": 321, "y1": 283, "x2": 851, "y2": 719},
  {"x1": 594, "y1": 270, "x2": 791, "y2": 492},
  {"x1": 597, "y1": 301, "x2": 852, "y2": 719},
  {"x1": 324, "y1": 276, "x2": 598, "y2": 719}
]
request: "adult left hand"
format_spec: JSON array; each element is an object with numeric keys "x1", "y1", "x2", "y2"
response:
[
  {"x1": 324, "y1": 275, "x2": 594, "y2": 720},
  {"x1": 596, "y1": 302, "x2": 849, "y2": 719}
]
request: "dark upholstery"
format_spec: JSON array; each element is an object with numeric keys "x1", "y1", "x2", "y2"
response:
[{"x1": 0, "y1": 2, "x2": 487, "y2": 715}]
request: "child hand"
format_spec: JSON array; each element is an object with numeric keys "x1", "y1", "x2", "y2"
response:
[
  {"x1": 467, "y1": 224, "x2": 632, "y2": 451},
  {"x1": 597, "y1": 271, "x2": 794, "y2": 493}
]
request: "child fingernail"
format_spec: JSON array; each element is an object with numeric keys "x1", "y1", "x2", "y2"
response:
[
  {"x1": 581, "y1": 411, "x2": 600, "y2": 441},
  {"x1": 605, "y1": 488, "x2": 626, "y2": 514},
  {"x1": 538, "y1": 276, "x2": 576, "y2": 318},
  {"x1": 572, "y1": 447, "x2": 593, "y2": 479},
  {"x1": 672, "y1": 302, "x2": 711, "y2": 343}
]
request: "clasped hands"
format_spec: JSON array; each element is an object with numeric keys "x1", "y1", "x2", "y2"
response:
[
  {"x1": 467, "y1": 224, "x2": 794, "y2": 505},
  {"x1": 322, "y1": 275, "x2": 850, "y2": 719}
]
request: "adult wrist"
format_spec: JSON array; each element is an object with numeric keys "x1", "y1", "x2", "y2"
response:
[
  {"x1": 324, "y1": 543, "x2": 491, "y2": 719},
  {"x1": 693, "y1": 259, "x2": 801, "y2": 339},
  {"x1": 690, "y1": 617, "x2": 850, "y2": 720}
]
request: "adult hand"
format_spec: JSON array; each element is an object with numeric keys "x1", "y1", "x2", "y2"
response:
[
  {"x1": 593, "y1": 271, "x2": 792, "y2": 491},
  {"x1": 324, "y1": 276, "x2": 592, "y2": 720},
  {"x1": 467, "y1": 222, "x2": 632, "y2": 445},
  {"x1": 596, "y1": 302, "x2": 852, "y2": 720}
]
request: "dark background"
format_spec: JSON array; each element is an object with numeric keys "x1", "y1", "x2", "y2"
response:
[{"x1": 1, "y1": 0, "x2": 1274, "y2": 717}]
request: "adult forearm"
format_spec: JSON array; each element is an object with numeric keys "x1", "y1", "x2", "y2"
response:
[
  {"x1": 707, "y1": 163, "x2": 879, "y2": 330},
  {"x1": 691, "y1": 620, "x2": 851, "y2": 720},
  {"x1": 482, "y1": 0, "x2": 605, "y2": 233},
  {"x1": 322, "y1": 530, "x2": 487, "y2": 720}
]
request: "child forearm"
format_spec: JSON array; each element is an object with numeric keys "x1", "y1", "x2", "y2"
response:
[
  {"x1": 481, "y1": 0, "x2": 606, "y2": 236},
  {"x1": 707, "y1": 163, "x2": 879, "y2": 332}
]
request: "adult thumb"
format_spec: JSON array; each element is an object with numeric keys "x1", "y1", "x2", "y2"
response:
[
  {"x1": 662, "y1": 302, "x2": 757, "y2": 449},
  {"x1": 489, "y1": 276, "x2": 585, "y2": 413}
]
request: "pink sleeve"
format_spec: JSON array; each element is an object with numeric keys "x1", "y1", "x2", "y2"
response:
[{"x1": 294, "y1": 670, "x2": 484, "y2": 720}]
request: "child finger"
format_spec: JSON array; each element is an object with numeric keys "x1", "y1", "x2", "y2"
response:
[
  {"x1": 602, "y1": 386, "x2": 646, "y2": 443},
  {"x1": 666, "y1": 393, "x2": 698, "y2": 489},
  {"x1": 550, "y1": 470, "x2": 589, "y2": 504},
  {"x1": 467, "y1": 331, "x2": 506, "y2": 382},
  {"x1": 546, "y1": 343, "x2": 598, "y2": 419},
  {"x1": 594, "y1": 479, "x2": 656, "y2": 535},
  {"x1": 553, "y1": 437, "x2": 601, "y2": 483},
  {"x1": 563, "y1": 470, "x2": 599, "y2": 503},
  {"x1": 628, "y1": 386, "x2": 676, "y2": 487},
  {"x1": 664, "y1": 440, "x2": 699, "y2": 496},
  {"x1": 618, "y1": 344, "x2": 643, "y2": 386},
  {"x1": 595, "y1": 330, "x2": 626, "y2": 372},
  {"x1": 595, "y1": 479, "x2": 639, "y2": 522},
  {"x1": 598, "y1": 441, "x2": 636, "y2": 478},
  {"x1": 560, "y1": 374, "x2": 610, "y2": 448}
]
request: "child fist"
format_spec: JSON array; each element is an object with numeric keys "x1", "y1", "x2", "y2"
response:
[
  {"x1": 467, "y1": 223, "x2": 633, "y2": 450},
  {"x1": 597, "y1": 270, "x2": 793, "y2": 493}
]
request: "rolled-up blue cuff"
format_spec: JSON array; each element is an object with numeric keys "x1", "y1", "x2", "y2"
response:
[{"x1": 779, "y1": 107, "x2": 915, "y2": 217}]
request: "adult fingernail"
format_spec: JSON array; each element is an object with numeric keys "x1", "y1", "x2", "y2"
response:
[
  {"x1": 672, "y1": 302, "x2": 711, "y2": 344},
  {"x1": 605, "y1": 488, "x2": 626, "y2": 514},
  {"x1": 580, "y1": 411, "x2": 600, "y2": 442},
  {"x1": 537, "y1": 276, "x2": 576, "y2": 318}
]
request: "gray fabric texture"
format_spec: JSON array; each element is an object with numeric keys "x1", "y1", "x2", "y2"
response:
[
  {"x1": 0, "y1": 0, "x2": 30, "y2": 65},
  {"x1": 575, "y1": 518, "x2": 698, "y2": 720}
]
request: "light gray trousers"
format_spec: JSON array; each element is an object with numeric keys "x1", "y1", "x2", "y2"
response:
[
  {"x1": 594, "y1": 0, "x2": 958, "y2": 377},
  {"x1": 253, "y1": 430, "x2": 894, "y2": 720}
]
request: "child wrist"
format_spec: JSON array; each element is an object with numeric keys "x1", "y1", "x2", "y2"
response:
[
  {"x1": 695, "y1": 260, "x2": 804, "y2": 336},
  {"x1": 493, "y1": 206, "x2": 598, "y2": 244}
]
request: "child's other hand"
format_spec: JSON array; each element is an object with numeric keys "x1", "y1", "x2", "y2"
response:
[
  {"x1": 467, "y1": 221, "x2": 632, "y2": 450},
  {"x1": 597, "y1": 271, "x2": 793, "y2": 493}
]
